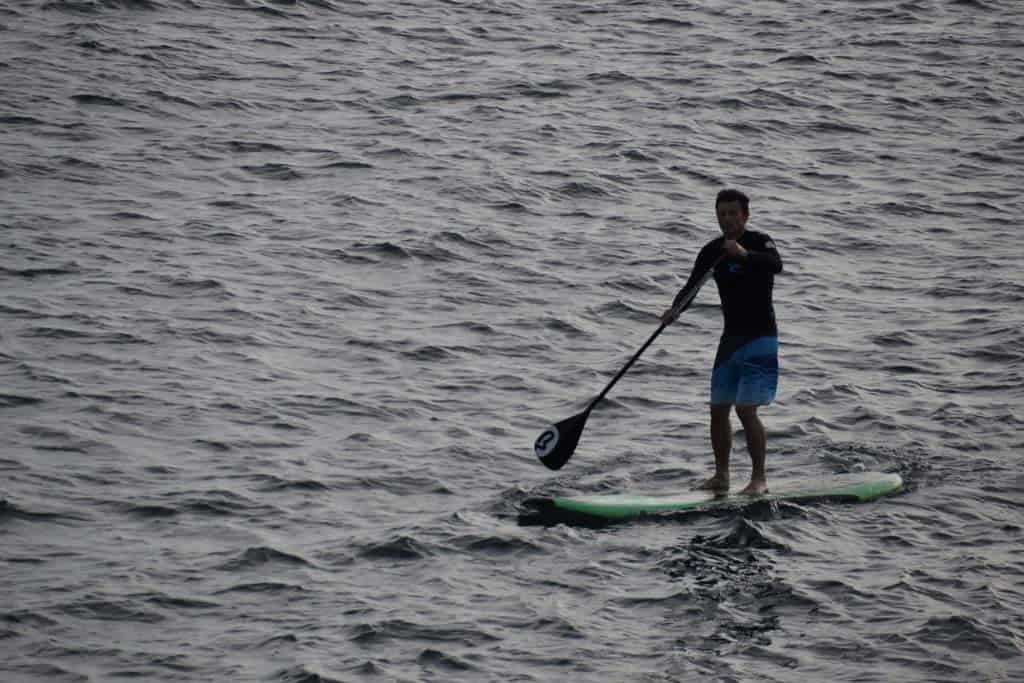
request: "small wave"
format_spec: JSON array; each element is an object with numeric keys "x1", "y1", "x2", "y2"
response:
[
  {"x1": 217, "y1": 546, "x2": 314, "y2": 571},
  {"x1": 226, "y1": 140, "x2": 286, "y2": 153},
  {"x1": 515, "y1": 83, "x2": 570, "y2": 99},
  {"x1": 452, "y1": 534, "x2": 545, "y2": 556},
  {"x1": 0, "y1": 609, "x2": 59, "y2": 633},
  {"x1": 911, "y1": 614, "x2": 1020, "y2": 658},
  {"x1": 75, "y1": 38, "x2": 123, "y2": 54},
  {"x1": 241, "y1": 163, "x2": 303, "y2": 181},
  {"x1": 383, "y1": 94, "x2": 421, "y2": 107},
  {"x1": 593, "y1": 298, "x2": 659, "y2": 322},
  {"x1": 586, "y1": 70, "x2": 639, "y2": 85},
  {"x1": 145, "y1": 89, "x2": 199, "y2": 107},
  {"x1": 340, "y1": 472, "x2": 453, "y2": 496},
  {"x1": 109, "y1": 211, "x2": 157, "y2": 221},
  {"x1": 349, "y1": 617, "x2": 499, "y2": 647},
  {"x1": 358, "y1": 535, "x2": 435, "y2": 562},
  {"x1": 0, "y1": 115, "x2": 44, "y2": 125},
  {"x1": 61, "y1": 597, "x2": 164, "y2": 623},
  {"x1": 621, "y1": 148, "x2": 658, "y2": 162},
  {"x1": 181, "y1": 489, "x2": 275, "y2": 517},
  {"x1": 535, "y1": 315, "x2": 586, "y2": 337},
  {"x1": 957, "y1": 344, "x2": 1024, "y2": 364},
  {"x1": 0, "y1": 393, "x2": 43, "y2": 407},
  {"x1": 0, "y1": 264, "x2": 80, "y2": 278},
  {"x1": 810, "y1": 120, "x2": 871, "y2": 135},
  {"x1": 603, "y1": 273, "x2": 659, "y2": 293},
  {"x1": 209, "y1": 98, "x2": 257, "y2": 111},
  {"x1": 0, "y1": 499, "x2": 88, "y2": 524},
  {"x1": 400, "y1": 344, "x2": 460, "y2": 362},
  {"x1": 870, "y1": 331, "x2": 918, "y2": 347},
  {"x1": 116, "y1": 502, "x2": 179, "y2": 518},
  {"x1": 49, "y1": 0, "x2": 162, "y2": 10},
  {"x1": 640, "y1": 17, "x2": 695, "y2": 28},
  {"x1": 274, "y1": 665, "x2": 345, "y2": 683},
  {"x1": 699, "y1": 518, "x2": 789, "y2": 550},
  {"x1": 252, "y1": 475, "x2": 329, "y2": 493},
  {"x1": 410, "y1": 242, "x2": 462, "y2": 262},
  {"x1": 351, "y1": 241, "x2": 411, "y2": 259},
  {"x1": 328, "y1": 193, "x2": 383, "y2": 209},
  {"x1": 157, "y1": 271, "x2": 228, "y2": 294},
  {"x1": 775, "y1": 53, "x2": 828, "y2": 65},
  {"x1": 656, "y1": 534, "x2": 809, "y2": 635},
  {"x1": 488, "y1": 201, "x2": 532, "y2": 213},
  {"x1": 432, "y1": 92, "x2": 482, "y2": 102},
  {"x1": 367, "y1": 146, "x2": 419, "y2": 159},
  {"x1": 71, "y1": 93, "x2": 127, "y2": 107},
  {"x1": 318, "y1": 159, "x2": 374, "y2": 170},
  {"x1": 0, "y1": 662, "x2": 88, "y2": 682},
  {"x1": 60, "y1": 155, "x2": 104, "y2": 170},
  {"x1": 145, "y1": 593, "x2": 220, "y2": 610},
  {"x1": 341, "y1": 661, "x2": 386, "y2": 677},
  {"x1": 417, "y1": 648, "x2": 476, "y2": 672},
  {"x1": 669, "y1": 166, "x2": 723, "y2": 185},
  {"x1": 278, "y1": 394, "x2": 386, "y2": 418},
  {"x1": 214, "y1": 581, "x2": 307, "y2": 596},
  {"x1": 430, "y1": 320, "x2": 496, "y2": 335},
  {"x1": 22, "y1": 326, "x2": 151, "y2": 345}
]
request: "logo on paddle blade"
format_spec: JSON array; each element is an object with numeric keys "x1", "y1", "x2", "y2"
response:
[{"x1": 534, "y1": 426, "x2": 560, "y2": 460}]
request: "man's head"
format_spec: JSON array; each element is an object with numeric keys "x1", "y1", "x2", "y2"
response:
[{"x1": 715, "y1": 188, "x2": 750, "y2": 240}]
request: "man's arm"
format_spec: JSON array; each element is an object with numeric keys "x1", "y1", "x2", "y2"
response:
[
  {"x1": 727, "y1": 234, "x2": 782, "y2": 273},
  {"x1": 661, "y1": 243, "x2": 720, "y2": 323}
]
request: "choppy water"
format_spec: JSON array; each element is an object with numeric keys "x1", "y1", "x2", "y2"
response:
[{"x1": 2, "y1": 1, "x2": 1023, "y2": 681}]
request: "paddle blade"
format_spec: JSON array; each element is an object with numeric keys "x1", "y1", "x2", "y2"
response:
[{"x1": 534, "y1": 411, "x2": 589, "y2": 471}]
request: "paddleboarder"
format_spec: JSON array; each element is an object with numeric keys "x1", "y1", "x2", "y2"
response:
[{"x1": 661, "y1": 189, "x2": 782, "y2": 495}]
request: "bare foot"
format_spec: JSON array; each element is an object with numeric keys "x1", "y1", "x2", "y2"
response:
[
  {"x1": 695, "y1": 475, "x2": 730, "y2": 494},
  {"x1": 740, "y1": 479, "x2": 768, "y2": 496}
]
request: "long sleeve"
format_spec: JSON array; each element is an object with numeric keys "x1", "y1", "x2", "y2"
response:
[
  {"x1": 745, "y1": 236, "x2": 782, "y2": 273},
  {"x1": 671, "y1": 241, "x2": 720, "y2": 312}
]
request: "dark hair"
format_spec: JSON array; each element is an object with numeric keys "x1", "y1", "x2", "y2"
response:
[{"x1": 715, "y1": 189, "x2": 750, "y2": 215}]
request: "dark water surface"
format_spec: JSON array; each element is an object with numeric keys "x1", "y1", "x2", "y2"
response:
[{"x1": 2, "y1": 1, "x2": 1023, "y2": 681}]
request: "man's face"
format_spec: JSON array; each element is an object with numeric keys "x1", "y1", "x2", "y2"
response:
[{"x1": 716, "y1": 200, "x2": 748, "y2": 240}]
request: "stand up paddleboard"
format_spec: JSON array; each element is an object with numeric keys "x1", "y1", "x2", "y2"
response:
[{"x1": 522, "y1": 471, "x2": 903, "y2": 525}]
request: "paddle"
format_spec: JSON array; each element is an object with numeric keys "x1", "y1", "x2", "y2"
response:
[{"x1": 534, "y1": 255, "x2": 722, "y2": 470}]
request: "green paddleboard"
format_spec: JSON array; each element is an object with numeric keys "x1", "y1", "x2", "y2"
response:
[{"x1": 523, "y1": 471, "x2": 903, "y2": 524}]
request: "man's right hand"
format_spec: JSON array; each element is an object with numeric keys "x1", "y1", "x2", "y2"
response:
[{"x1": 723, "y1": 239, "x2": 748, "y2": 259}]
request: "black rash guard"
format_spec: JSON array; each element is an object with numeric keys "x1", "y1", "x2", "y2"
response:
[{"x1": 672, "y1": 229, "x2": 782, "y2": 364}]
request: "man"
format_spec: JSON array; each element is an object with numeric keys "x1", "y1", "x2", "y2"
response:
[{"x1": 661, "y1": 189, "x2": 782, "y2": 495}]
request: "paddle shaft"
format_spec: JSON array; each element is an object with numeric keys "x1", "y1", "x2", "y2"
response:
[
  {"x1": 588, "y1": 319, "x2": 669, "y2": 411},
  {"x1": 586, "y1": 254, "x2": 723, "y2": 413}
]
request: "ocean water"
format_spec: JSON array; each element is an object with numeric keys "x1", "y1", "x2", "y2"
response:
[{"x1": 2, "y1": 0, "x2": 1023, "y2": 681}]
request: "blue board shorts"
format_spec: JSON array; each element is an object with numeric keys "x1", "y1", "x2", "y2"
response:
[{"x1": 710, "y1": 335, "x2": 778, "y2": 406}]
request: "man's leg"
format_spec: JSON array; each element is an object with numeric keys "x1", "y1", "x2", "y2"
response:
[
  {"x1": 698, "y1": 403, "x2": 733, "y2": 492},
  {"x1": 735, "y1": 405, "x2": 768, "y2": 495}
]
